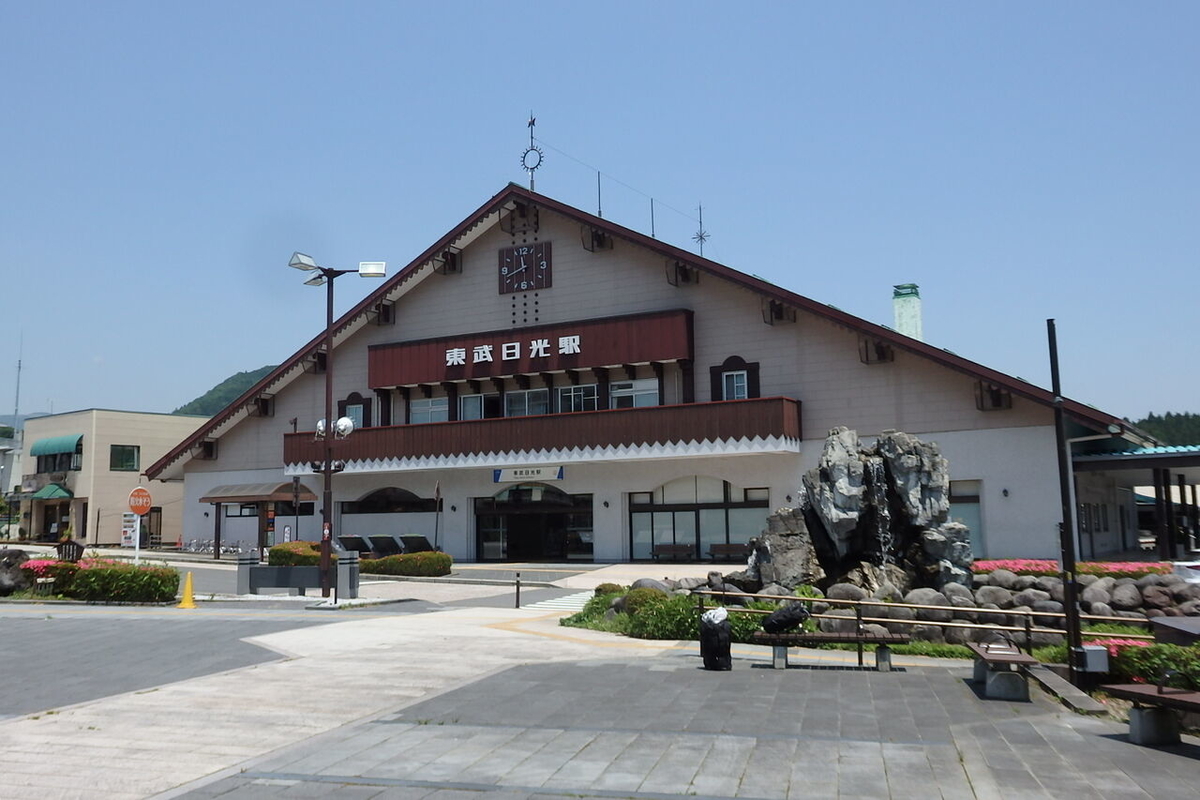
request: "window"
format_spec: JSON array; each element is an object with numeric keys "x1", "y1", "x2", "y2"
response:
[
  {"x1": 460, "y1": 393, "x2": 502, "y2": 420},
  {"x1": 225, "y1": 503, "x2": 259, "y2": 517},
  {"x1": 975, "y1": 381, "x2": 1013, "y2": 411},
  {"x1": 505, "y1": 388, "x2": 549, "y2": 417},
  {"x1": 275, "y1": 501, "x2": 314, "y2": 516},
  {"x1": 410, "y1": 397, "x2": 448, "y2": 424},
  {"x1": 558, "y1": 384, "x2": 598, "y2": 413},
  {"x1": 950, "y1": 480, "x2": 983, "y2": 557},
  {"x1": 722, "y1": 371, "x2": 748, "y2": 400},
  {"x1": 37, "y1": 453, "x2": 80, "y2": 473},
  {"x1": 345, "y1": 404, "x2": 364, "y2": 429},
  {"x1": 628, "y1": 477, "x2": 770, "y2": 560},
  {"x1": 709, "y1": 356, "x2": 759, "y2": 400},
  {"x1": 109, "y1": 445, "x2": 140, "y2": 472},
  {"x1": 339, "y1": 392, "x2": 371, "y2": 427},
  {"x1": 610, "y1": 378, "x2": 658, "y2": 409}
]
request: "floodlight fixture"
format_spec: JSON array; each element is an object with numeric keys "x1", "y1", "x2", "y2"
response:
[{"x1": 289, "y1": 252, "x2": 319, "y2": 271}]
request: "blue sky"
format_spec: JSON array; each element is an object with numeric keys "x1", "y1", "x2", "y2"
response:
[{"x1": 1, "y1": 2, "x2": 1197, "y2": 422}]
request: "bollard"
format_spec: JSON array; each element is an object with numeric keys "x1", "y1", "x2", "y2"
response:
[
  {"x1": 235, "y1": 551, "x2": 257, "y2": 595},
  {"x1": 515, "y1": 571, "x2": 521, "y2": 608},
  {"x1": 336, "y1": 550, "x2": 359, "y2": 600}
]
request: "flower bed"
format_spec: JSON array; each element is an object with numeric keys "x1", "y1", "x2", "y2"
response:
[
  {"x1": 19, "y1": 558, "x2": 178, "y2": 603},
  {"x1": 360, "y1": 551, "x2": 452, "y2": 577},
  {"x1": 972, "y1": 559, "x2": 1172, "y2": 578}
]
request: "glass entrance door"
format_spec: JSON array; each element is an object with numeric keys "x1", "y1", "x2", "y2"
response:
[{"x1": 474, "y1": 484, "x2": 593, "y2": 561}]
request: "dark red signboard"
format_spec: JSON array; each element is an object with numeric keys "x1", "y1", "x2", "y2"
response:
[{"x1": 368, "y1": 309, "x2": 693, "y2": 387}]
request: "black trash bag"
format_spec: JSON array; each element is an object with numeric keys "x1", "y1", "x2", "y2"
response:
[
  {"x1": 699, "y1": 607, "x2": 732, "y2": 671},
  {"x1": 762, "y1": 602, "x2": 811, "y2": 634}
]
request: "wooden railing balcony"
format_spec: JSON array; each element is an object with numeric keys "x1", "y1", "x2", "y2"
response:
[{"x1": 283, "y1": 397, "x2": 802, "y2": 470}]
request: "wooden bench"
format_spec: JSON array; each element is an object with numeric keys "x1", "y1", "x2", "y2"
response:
[
  {"x1": 651, "y1": 543, "x2": 695, "y2": 561},
  {"x1": 750, "y1": 630, "x2": 911, "y2": 671},
  {"x1": 55, "y1": 540, "x2": 84, "y2": 563},
  {"x1": 966, "y1": 642, "x2": 1039, "y2": 701},
  {"x1": 1101, "y1": 683, "x2": 1200, "y2": 746},
  {"x1": 708, "y1": 543, "x2": 751, "y2": 562}
]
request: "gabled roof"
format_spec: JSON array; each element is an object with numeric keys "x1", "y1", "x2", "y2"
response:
[{"x1": 146, "y1": 184, "x2": 1146, "y2": 480}]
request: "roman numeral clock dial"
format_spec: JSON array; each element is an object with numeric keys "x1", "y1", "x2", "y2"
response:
[{"x1": 498, "y1": 242, "x2": 552, "y2": 294}]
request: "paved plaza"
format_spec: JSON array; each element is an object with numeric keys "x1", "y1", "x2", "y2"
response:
[{"x1": 0, "y1": 562, "x2": 1197, "y2": 799}]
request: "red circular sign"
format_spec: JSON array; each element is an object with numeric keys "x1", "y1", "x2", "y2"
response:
[{"x1": 129, "y1": 487, "x2": 153, "y2": 516}]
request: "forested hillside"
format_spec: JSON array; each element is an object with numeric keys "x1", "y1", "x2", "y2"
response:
[{"x1": 173, "y1": 366, "x2": 276, "y2": 416}]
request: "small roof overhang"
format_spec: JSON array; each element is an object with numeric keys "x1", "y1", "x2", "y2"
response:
[
  {"x1": 31, "y1": 483, "x2": 73, "y2": 500},
  {"x1": 30, "y1": 434, "x2": 83, "y2": 457},
  {"x1": 199, "y1": 482, "x2": 318, "y2": 505}
]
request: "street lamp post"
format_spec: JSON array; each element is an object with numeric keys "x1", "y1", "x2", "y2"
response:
[{"x1": 289, "y1": 252, "x2": 386, "y2": 598}]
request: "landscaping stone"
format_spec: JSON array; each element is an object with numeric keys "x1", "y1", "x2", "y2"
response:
[
  {"x1": 1146, "y1": 608, "x2": 1166, "y2": 618},
  {"x1": 1111, "y1": 584, "x2": 1143, "y2": 610},
  {"x1": 1136, "y1": 573, "x2": 1167, "y2": 588},
  {"x1": 905, "y1": 587, "x2": 952, "y2": 622},
  {"x1": 941, "y1": 582, "x2": 973, "y2": 603},
  {"x1": 0, "y1": 548, "x2": 30, "y2": 596},
  {"x1": 1089, "y1": 601, "x2": 1115, "y2": 619},
  {"x1": 989, "y1": 569, "x2": 1018, "y2": 589},
  {"x1": 1013, "y1": 588, "x2": 1051, "y2": 607},
  {"x1": 910, "y1": 624, "x2": 945, "y2": 643},
  {"x1": 758, "y1": 582, "x2": 791, "y2": 600},
  {"x1": 976, "y1": 603, "x2": 1007, "y2": 627},
  {"x1": 1076, "y1": 573, "x2": 1099, "y2": 586},
  {"x1": 631, "y1": 578, "x2": 672, "y2": 595},
  {"x1": 1172, "y1": 583, "x2": 1200, "y2": 604},
  {"x1": 944, "y1": 624, "x2": 970, "y2": 645},
  {"x1": 1013, "y1": 575, "x2": 1039, "y2": 591},
  {"x1": 817, "y1": 608, "x2": 857, "y2": 633},
  {"x1": 826, "y1": 582, "x2": 867, "y2": 602},
  {"x1": 870, "y1": 581, "x2": 904, "y2": 602},
  {"x1": 1033, "y1": 576, "x2": 1062, "y2": 594},
  {"x1": 973, "y1": 572, "x2": 991, "y2": 586},
  {"x1": 1114, "y1": 610, "x2": 1147, "y2": 620},
  {"x1": 1114, "y1": 577, "x2": 1138, "y2": 588},
  {"x1": 950, "y1": 595, "x2": 978, "y2": 622},
  {"x1": 1081, "y1": 584, "x2": 1111, "y2": 609},
  {"x1": 1142, "y1": 584, "x2": 1174, "y2": 610},
  {"x1": 677, "y1": 576, "x2": 708, "y2": 591},
  {"x1": 1032, "y1": 599, "x2": 1064, "y2": 627},
  {"x1": 975, "y1": 585, "x2": 1014, "y2": 608},
  {"x1": 1178, "y1": 600, "x2": 1200, "y2": 616}
]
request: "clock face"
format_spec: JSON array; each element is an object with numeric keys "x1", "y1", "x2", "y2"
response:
[{"x1": 499, "y1": 241, "x2": 552, "y2": 294}]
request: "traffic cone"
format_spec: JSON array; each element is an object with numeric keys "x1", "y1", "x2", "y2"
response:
[{"x1": 177, "y1": 571, "x2": 197, "y2": 609}]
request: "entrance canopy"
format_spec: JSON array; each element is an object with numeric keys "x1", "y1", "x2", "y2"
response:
[
  {"x1": 30, "y1": 434, "x2": 83, "y2": 457},
  {"x1": 199, "y1": 482, "x2": 317, "y2": 504},
  {"x1": 31, "y1": 483, "x2": 72, "y2": 500},
  {"x1": 1074, "y1": 445, "x2": 1200, "y2": 485}
]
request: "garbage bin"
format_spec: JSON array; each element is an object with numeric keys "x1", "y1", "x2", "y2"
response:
[{"x1": 699, "y1": 607, "x2": 732, "y2": 670}]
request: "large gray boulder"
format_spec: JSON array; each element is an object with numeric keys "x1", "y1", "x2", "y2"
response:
[
  {"x1": 975, "y1": 585, "x2": 1015, "y2": 609},
  {"x1": 1111, "y1": 583, "x2": 1143, "y2": 611},
  {"x1": 1089, "y1": 601, "x2": 1115, "y2": 619},
  {"x1": 827, "y1": 582, "x2": 868, "y2": 602},
  {"x1": 1081, "y1": 583, "x2": 1112, "y2": 609},
  {"x1": 989, "y1": 569, "x2": 1019, "y2": 590},
  {"x1": 1013, "y1": 575, "x2": 1039, "y2": 591},
  {"x1": 838, "y1": 562, "x2": 911, "y2": 597},
  {"x1": 1013, "y1": 588, "x2": 1051, "y2": 607},
  {"x1": 1142, "y1": 585, "x2": 1174, "y2": 610},
  {"x1": 631, "y1": 578, "x2": 672, "y2": 595},
  {"x1": 818, "y1": 608, "x2": 858, "y2": 633},
  {"x1": 905, "y1": 588, "x2": 953, "y2": 622},
  {"x1": 941, "y1": 582, "x2": 974, "y2": 603},
  {"x1": 0, "y1": 549, "x2": 30, "y2": 596},
  {"x1": 752, "y1": 509, "x2": 826, "y2": 588}
]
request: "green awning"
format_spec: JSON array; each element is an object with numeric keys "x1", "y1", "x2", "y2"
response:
[
  {"x1": 30, "y1": 434, "x2": 83, "y2": 457},
  {"x1": 31, "y1": 483, "x2": 72, "y2": 500}
]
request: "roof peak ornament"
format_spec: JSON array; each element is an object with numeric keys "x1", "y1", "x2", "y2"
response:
[{"x1": 521, "y1": 112, "x2": 543, "y2": 191}]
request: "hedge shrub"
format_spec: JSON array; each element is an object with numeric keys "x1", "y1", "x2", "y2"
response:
[
  {"x1": 1111, "y1": 644, "x2": 1200, "y2": 690},
  {"x1": 626, "y1": 595, "x2": 778, "y2": 642},
  {"x1": 360, "y1": 551, "x2": 452, "y2": 577},
  {"x1": 69, "y1": 561, "x2": 179, "y2": 603},
  {"x1": 623, "y1": 587, "x2": 669, "y2": 616},
  {"x1": 268, "y1": 541, "x2": 329, "y2": 566},
  {"x1": 594, "y1": 582, "x2": 625, "y2": 596}
]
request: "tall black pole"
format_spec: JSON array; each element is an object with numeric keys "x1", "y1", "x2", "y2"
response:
[
  {"x1": 1048, "y1": 319, "x2": 1083, "y2": 685},
  {"x1": 319, "y1": 273, "x2": 336, "y2": 598}
]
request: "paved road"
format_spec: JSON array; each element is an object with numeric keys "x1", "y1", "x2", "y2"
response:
[{"x1": 176, "y1": 654, "x2": 1200, "y2": 800}]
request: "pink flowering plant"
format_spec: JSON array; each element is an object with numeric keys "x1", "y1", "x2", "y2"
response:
[
  {"x1": 19, "y1": 557, "x2": 176, "y2": 602},
  {"x1": 972, "y1": 559, "x2": 1171, "y2": 579}
]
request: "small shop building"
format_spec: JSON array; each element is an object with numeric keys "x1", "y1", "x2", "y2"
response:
[{"x1": 146, "y1": 185, "x2": 1150, "y2": 562}]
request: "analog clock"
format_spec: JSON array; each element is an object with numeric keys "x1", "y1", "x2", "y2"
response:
[{"x1": 498, "y1": 241, "x2": 552, "y2": 294}]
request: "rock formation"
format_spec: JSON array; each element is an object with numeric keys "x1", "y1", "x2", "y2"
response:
[
  {"x1": 0, "y1": 549, "x2": 31, "y2": 596},
  {"x1": 746, "y1": 427, "x2": 972, "y2": 593}
]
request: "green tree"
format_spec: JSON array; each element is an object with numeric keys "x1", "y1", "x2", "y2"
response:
[
  {"x1": 1135, "y1": 412, "x2": 1200, "y2": 446},
  {"x1": 0, "y1": 425, "x2": 13, "y2": 439}
]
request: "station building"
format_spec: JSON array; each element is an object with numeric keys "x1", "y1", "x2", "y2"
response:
[{"x1": 146, "y1": 185, "x2": 1149, "y2": 562}]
